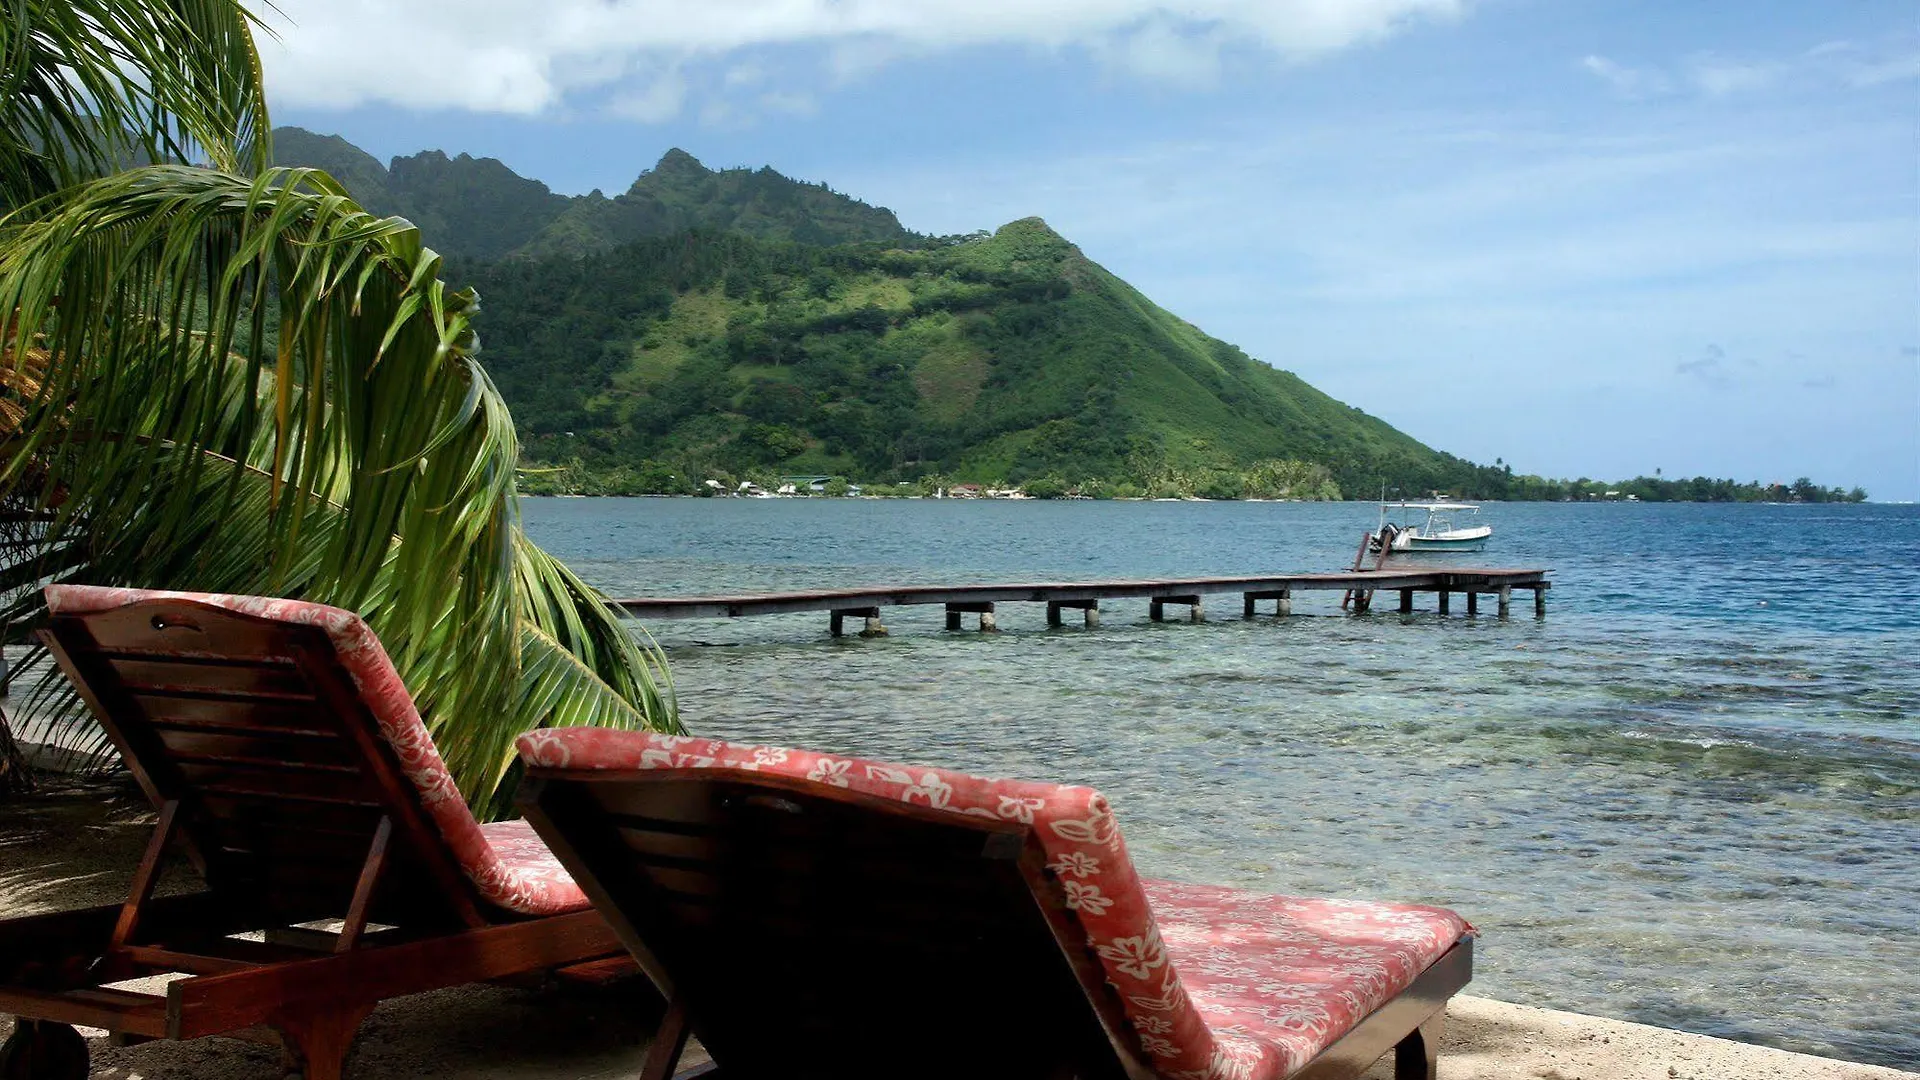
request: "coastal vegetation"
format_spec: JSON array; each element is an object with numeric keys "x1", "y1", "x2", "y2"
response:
[
  {"x1": 1486, "y1": 474, "x2": 1866, "y2": 504},
  {"x1": 521, "y1": 467, "x2": 1864, "y2": 503},
  {"x1": 0, "y1": 0, "x2": 677, "y2": 813}
]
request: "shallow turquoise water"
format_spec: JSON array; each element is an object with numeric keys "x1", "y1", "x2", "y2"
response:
[{"x1": 524, "y1": 498, "x2": 1920, "y2": 1068}]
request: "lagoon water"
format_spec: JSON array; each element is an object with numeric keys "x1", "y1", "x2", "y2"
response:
[{"x1": 523, "y1": 498, "x2": 1920, "y2": 1069}]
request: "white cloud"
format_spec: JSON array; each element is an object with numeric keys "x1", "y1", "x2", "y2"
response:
[
  {"x1": 759, "y1": 90, "x2": 818, "y2": 117},
  {"x1": 723, "y1": 62, "x2": 765, "y2": 88},
  {"x1": 252, "y1": 0, "x2": 1466, "y2": 116},
  {"x1": 1581, "y1": 39, "x2": 1920, "y2": 103},
  {"x1": 1676, "y1": 344, "x2": 1738, "y2": 388},
  {"x1": 1579, "y1": 55, "x2": 1670, "y2": 99},
  {"x1": 824, "y1": 37, "x2": 912, "y2": 86},
  {"x1": 1686, "y1": 54, "x2": 1783, "y2": 97},
  {"x1": 1827, "y1": 46, "x2": 1920, "y2": 88},
  {"x1": 606, "y1": 67, "x2": 687, "y2": 122},
  {"x1": 1092, "y1": 19, "x2": 1232, "y2": 89}
]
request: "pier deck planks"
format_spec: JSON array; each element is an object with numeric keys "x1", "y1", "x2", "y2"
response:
[{"x1": 611, "y1": 568, "x2": 1549, "y2": 620}]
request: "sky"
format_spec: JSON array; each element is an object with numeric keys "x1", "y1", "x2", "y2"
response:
[{"x1": 257, "y1": 1, "x2": 1920, "y2": 500}]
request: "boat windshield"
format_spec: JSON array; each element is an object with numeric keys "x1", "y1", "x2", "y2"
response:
[{"x1": 1383, "y1": 502, "x2": 1478, "y2": 534}]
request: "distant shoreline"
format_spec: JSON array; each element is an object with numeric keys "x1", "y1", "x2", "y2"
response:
[{"x1": 518, "y1": 493, "x2": 1886, "y2": 505}]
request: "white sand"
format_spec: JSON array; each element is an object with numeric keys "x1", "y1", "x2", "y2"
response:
[
  {"x1": 1360, "y1": 996, "x2": 1914, "y2": 1080},
  {"x1": 3, "y1": 992, "x2": 1908, "y2": 1079}
]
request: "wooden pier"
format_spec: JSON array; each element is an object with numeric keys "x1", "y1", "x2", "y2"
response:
[{"x1": 611, "y1": 568, "x2": 1550, "y2": 637}]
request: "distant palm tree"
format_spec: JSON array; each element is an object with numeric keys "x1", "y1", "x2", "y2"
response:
[{"x1": 0, "y1": 0, "x2": 677, "y2": 814}]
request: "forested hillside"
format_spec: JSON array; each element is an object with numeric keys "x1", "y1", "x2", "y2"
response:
[{"x1": 461, "y1": 218, "x2": 1502, "y2": 497}]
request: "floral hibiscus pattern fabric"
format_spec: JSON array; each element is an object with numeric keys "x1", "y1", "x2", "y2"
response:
[
  {"x1": 516, "y1": 727, "x2": 1470, "y2": 1080},
  {"x1": 1142, "y1": 881, "x2": 1469, "y2": 1077},
  {"x1": 45, "y1": 585, "x2": 589, "y2": 917}
]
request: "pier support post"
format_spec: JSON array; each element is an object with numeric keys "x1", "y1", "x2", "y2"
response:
[
  {"x1": 1150, "y1": 595, "x2": 1201, "y2": 622},
  {"x1": 1400, "y1": 589, "x2": 1414, "y2": 614},
  {"x1": 1535, "y1": 588, "x2": 1546, "y2": 618},
  {"x1": 1242, "y1": 590, "x2": 1291, "y2": 617},
  {"x1": 1048, "y1": 598, "x2": 1098, "y2": 628},
  {"x1": 946, "y1": 601, "x2": 996, "y2": 632},
  {"x1": 1437, "y1": 590, "x2": 1450, "y2": 615},
  {"x1": 1466, "y1": 591, "x2": 1479, "y2": 616},
  {"x1": 831, "y1": 607, "x2": 885, "y2": 638},
  {"x1": 1498, "y1": 586, "x2": 1511, "y2": 619}
]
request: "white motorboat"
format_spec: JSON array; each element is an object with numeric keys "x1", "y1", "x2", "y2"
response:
[{"x1": 1372, "y1": 501, "x2": 1492, "y2": 553}]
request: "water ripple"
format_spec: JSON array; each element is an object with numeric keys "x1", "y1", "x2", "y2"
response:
[{"x1": 528, "y1": 498, "x2": 1920, "y2": 1069}]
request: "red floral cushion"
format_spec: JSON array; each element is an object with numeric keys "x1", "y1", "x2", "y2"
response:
[
  {"x1": 1144, "y1": 881, "x2": 1468, "y2": 1078},
  {"x1": 476, "y1": 818, "x2": 583, "y2": 900},
  {"x1": 45, "y1": 585, "x2": 589, "y2": 917},
  {"x1": 514, "y1": 728, "x2": 1470, "y2": 1080}
]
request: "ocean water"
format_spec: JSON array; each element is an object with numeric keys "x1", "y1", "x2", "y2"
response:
[{"x1": 523, "y1": 498, "x2": 1920, "y2": 1069}]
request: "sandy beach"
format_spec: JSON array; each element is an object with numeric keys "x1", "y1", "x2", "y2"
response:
[
  {"x1": 5, "y1": 991, "x2": 1912, "y2": 1080},
  {"x1": 2, "y1": 778, "x2": 1912, "y2": 1079}
]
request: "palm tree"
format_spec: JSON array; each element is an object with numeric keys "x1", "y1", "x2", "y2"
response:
[{"x1": 0, "y1": 0, "x2": 678, "y2": 815}]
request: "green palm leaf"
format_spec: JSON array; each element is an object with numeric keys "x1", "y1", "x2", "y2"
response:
[
  {"x1": 2, "y1": 0, "x2": 681, "y2": 815},
  {"x1": 0, "y1": 0, "x2": 271, "y2": 210}
]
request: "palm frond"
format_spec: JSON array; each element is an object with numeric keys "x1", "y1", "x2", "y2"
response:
[
  {"x1": 0, "y1": 0, "x2": 271, "y2": 211},
  {"x1": 0, "y1": 164, "x2": 677, "y2": 813}
]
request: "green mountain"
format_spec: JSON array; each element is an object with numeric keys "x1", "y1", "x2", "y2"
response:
[
  {"x1": 262, "y1": 130, "x2": 1867, "y2": 501},
  {"x1": 270, "y1": 127, "x2": 911, "y2": 261},
  {"x1": 463, "y1": 218, "x2": 1501, "y2": 497},
  {"x1": 270, "y1": 128, "x2": 1514, "y2": 497}
]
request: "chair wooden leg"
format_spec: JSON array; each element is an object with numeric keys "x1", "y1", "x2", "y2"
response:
[
  {"x1": 636, "y1": 998, "x2": 724, "y2": 1079},
  {"x1": 273, "y1": 1003, "x2": 375, "y2": 1080},
  {"x1": 640, "y1": 998, "x2": 693, "y2": 1080},
  {"x1": 1394, "y1": 1012, "x2": 1443, "y2": 1080}
]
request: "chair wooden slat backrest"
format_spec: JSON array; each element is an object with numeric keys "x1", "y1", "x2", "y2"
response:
[
  {"x1": 521, "y1": 768, "x2": 1158, "y2": 1080},
  {"x1": 40, "y1": 596, "x2": 484, "y2": 931}
]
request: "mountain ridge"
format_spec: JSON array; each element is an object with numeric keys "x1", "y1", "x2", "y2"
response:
[{"x1": 270, "y1": 126, "x2": 912, "y2": 260}]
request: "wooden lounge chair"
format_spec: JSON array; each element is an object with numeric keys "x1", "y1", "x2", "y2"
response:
[
  {"x1": 0, "y1": 586, "x2": 628, "y2": 1080},
  {"x1": 515, "y1": 729, "x2": 1475, "y2": 1080}
]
